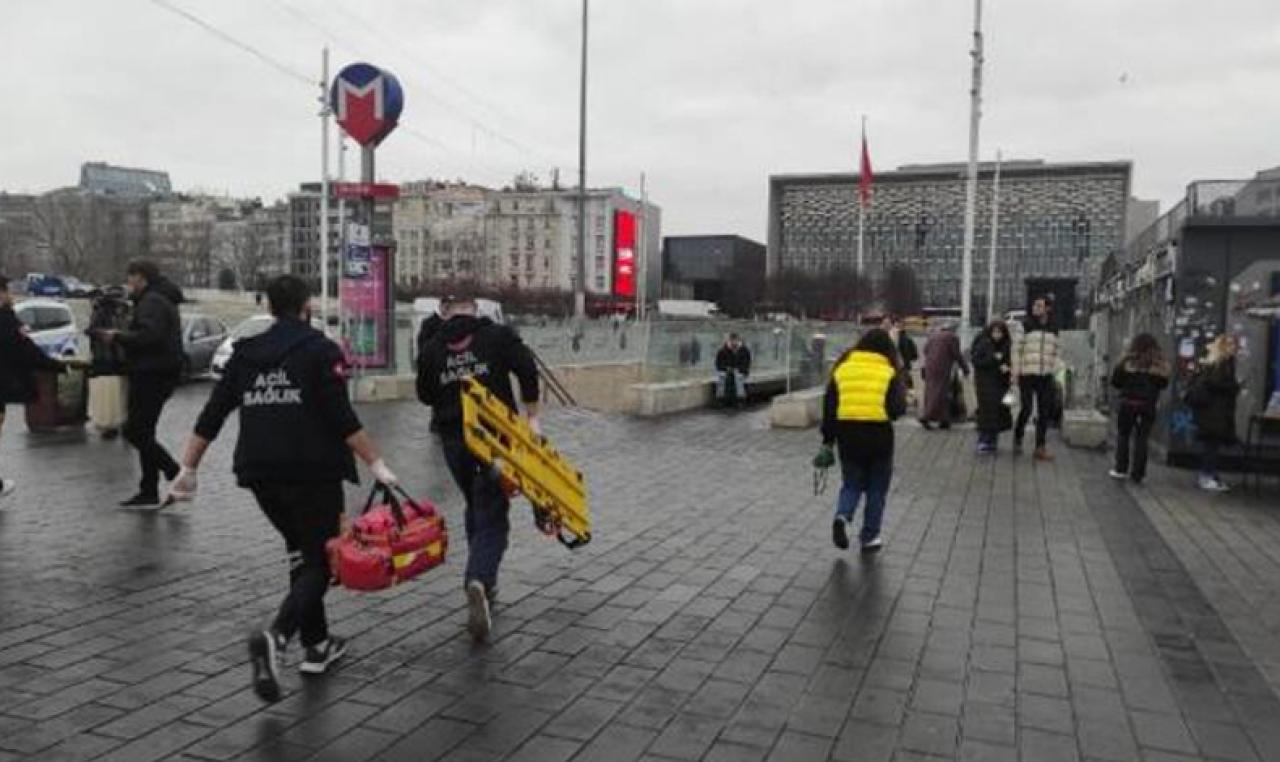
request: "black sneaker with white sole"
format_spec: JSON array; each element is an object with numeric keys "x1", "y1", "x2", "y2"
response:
[
  {"x1": 466, "y1": 579, "x2": 492, "y2": 642},
  {"x1": 299, "y1": 636, "x2": 348, "y2": 675},
  {"x1": 119, "y1": 492, "x2": 161, "y2": 508},
  {"x1": 860, "y1": 536, "x2": 884, "y2": 555},
  {"x1": 248, "y1": 629, "x2": 284, "y2": 702},
  {"x1": 832, "y1": 518, "x2": 850, "y2": 550}
]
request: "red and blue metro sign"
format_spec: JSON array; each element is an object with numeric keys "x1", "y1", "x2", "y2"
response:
[{"x1": 329, "y1": 63, "x2": 404, "y2": 147}]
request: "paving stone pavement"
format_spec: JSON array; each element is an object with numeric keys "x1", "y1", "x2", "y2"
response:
[{"x1": 2, "y1": 384, "x2": 1280, "y2": 761}]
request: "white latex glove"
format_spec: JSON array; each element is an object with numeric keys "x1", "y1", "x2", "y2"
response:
[
  {"x1": 370, "y1": 458, "x2": 398, "y2": 486},
  {"x1": 527, "y1": 416, "x2": 543, "y2": 436},
  {"x1": 166, "y1": 466, "x2": 199, "y2": 503}
]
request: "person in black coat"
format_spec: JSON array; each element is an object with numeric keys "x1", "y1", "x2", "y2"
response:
[
  {"x1": 93, "y1": 260, "x2": 186, "y2": 507},
  {"x1": 1188, "y1": 335, "x2": 1240, "y2": 492},
  {"x1": 1108, "y1": 333, "x2": 1169, "y2": 485},
  {"x1": 0, "y1": 275, "x2": 68, "y2": 498},
  {"x1": 971, "y1": 320, "x2": 1013, "y2": 454},
  {"x1": 417, "y1": 294, "x2": 540, "y2": 643},
  {"x1": 714, "y1": 333, "x2": 752, "y2": 407},
  {"x1": 166, "y1": 275, "x2": 399, "y2": 702}
]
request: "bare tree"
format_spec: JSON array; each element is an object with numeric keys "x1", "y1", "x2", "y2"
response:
[{"x1": 30, "y1": 193, "x2": 95, "y2": 279}]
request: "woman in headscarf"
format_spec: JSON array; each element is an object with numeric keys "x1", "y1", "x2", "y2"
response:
[
  {"x1": 919, "y1": 322, "x2": 970, "y2": 429},
  {"x1": 971, "y1": 320, "x2": 1013, "y2": 453}
]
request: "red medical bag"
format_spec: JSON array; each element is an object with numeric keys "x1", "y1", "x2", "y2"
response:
[{"x1": 328, "y1": 484, "x2": 448, "y2": 592}]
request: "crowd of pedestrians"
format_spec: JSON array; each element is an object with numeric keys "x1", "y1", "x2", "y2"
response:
[{"x1": 812, "y1": 296, "x2": 1247, "y2": 559}]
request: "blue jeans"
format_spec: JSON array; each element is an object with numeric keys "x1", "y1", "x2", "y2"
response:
[
  {"x1": 715, "y1": 370, "x2": 746, "y2": 402},
  {"x1": 835, "y1": 454, "x2": 892, "y2": 544},
  {"x1": 441, "y1": 436, "x2": 511, "y2": 594}
]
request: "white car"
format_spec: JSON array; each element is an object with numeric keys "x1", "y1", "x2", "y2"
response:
[
  {"x1": 210, "y1": 315, "x2": 275, "y2": 379},
  {"x1": 210, "y1": 315, "x2": 335, "y2": 379},
  {"x1": 14, "y1": 299, "x2": 79, "y2": 357}
]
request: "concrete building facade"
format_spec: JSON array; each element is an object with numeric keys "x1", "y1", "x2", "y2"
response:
[
  {"x1": 768, "y1": 160, "x2": 1131, "y2": 320},
  {"x1": 389, "y1": 183, "x2": 661, "y2": 301}
]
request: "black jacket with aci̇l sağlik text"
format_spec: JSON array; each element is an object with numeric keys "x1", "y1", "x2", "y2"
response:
[
  {"x1": 194, "y1": 317, "x2": 362, "y2": 487},
  {"x1": 416, "y1": 315, "x2": 539, "y2": 437}
]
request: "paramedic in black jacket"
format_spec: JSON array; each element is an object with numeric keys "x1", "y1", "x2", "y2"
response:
[
  {"x1": 166, "y1": 275, "x2": 400, "y2": 703},
  {"x1": 93, "y1": 260, "x2": 186, "y2": 507},
  {"x1": 0, "y1": 274, "x2": 67, "y2": 499},
  {"x1": 417, "y1": 295, "x2": 540, "y2": 643}
]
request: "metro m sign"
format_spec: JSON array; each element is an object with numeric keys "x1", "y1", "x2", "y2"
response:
[
  {"x1": 330, "y1": 63, "x2": 404, "y2": 147},
  {"x1": 613, "y1": 210, "x2": 636, "y2": 298}
]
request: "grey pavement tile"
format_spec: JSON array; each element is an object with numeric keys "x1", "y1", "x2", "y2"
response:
[
  {"x1": 570, "y1": 722, "x2": 658, "y2": 762},
  {"x1": 1019, "y1": 728, "x2": 1081, "y2": 762},
  {"x1": 1187, "y1": 720, "x2": 1261, "y2": 762},
  {"x1": 961, "y1": 700, "x2": 1017, "y2": 747},
  {"x1": 830, "y1": 719, "x2": 897, "y2": 762},
  {"x1": 897, "y1": 711, "x2": 959, "y2": 758},
  {"x1": 766, "y1": 730, "x2": 832, "y2": 762},
  {"x1": 1129, "y1": 710, "x2": 1198, "y2": 756}
]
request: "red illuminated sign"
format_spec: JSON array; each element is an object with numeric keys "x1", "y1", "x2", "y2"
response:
[
  {"x1": 331, "y1": 182, "x2": 400, "y2": 199},
  {"x1": 613, "y1": 210, "x2": 636, "y2": 298}
]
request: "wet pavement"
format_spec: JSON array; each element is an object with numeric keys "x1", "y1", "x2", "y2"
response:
[{"x1": 2, "y1": 384, "x2": 1280, "y2": 761}]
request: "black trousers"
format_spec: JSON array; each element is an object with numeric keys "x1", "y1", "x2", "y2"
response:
[
  {"x1": 1115, "y1": 404, "x2": 1155, "y2": 481},
  {"x1": 123, "y1": 373, "x2": 179, "y2": 495},
  {"x1": 251, "y1": 481, "x2": 343, "y2": 648},
  {"x1": 1015, "y1": 374, "x2": 1054, "y2": 448}
]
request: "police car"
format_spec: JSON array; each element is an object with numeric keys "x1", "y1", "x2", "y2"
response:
[{"x1": 14, "y1": 298, "x2": 79, "y2": 357}]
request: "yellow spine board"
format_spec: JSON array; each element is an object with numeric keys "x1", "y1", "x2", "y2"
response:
[{"x1": 460, "y1": 377, "x2": 591, "y2": 547}]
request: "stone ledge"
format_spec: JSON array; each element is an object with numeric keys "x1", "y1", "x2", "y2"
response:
[
  {"x1": 770, "y1": 386, "x2": 825, "y2": 429},
  {"x1": 1062, "y1": 408, "x2": 1109, "y2": 449}
]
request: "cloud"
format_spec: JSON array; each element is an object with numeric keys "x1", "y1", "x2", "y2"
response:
[{"x1": 2, "y1": 0, "x2": 1279, "y2": 240}]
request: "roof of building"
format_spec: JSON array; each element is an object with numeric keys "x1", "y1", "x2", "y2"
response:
[
  {"x1": 79, "y1": 162, "x2": 172, "y2": 196},
  {"x1": 770, "y1": 159, "x2": 1132, "y2": 186}
]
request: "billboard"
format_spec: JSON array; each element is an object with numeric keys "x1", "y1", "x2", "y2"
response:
[
  {"x1": 340, "y1": 237, "x2": 392, "y2": 369},
  {"x1": 614, "y1": 210, "x2": 636, "y2": 298}
]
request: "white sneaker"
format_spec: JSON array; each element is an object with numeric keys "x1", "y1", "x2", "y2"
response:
[
  {"x1": 1108, "y1": 469, "x2": 1127, "y2": 480},
  {"x1": 0, "y1": 480, "x2": 14, "y2": 498},
  {"x1": 465, "y1": 580, "x2": 492, "y2": 642},
  {"x1": 1198, "y1": 475, "x2": 1230, "y2": 492}
]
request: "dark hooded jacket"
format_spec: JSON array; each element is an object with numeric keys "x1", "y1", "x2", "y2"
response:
[
  {"x1": 118, "y1": 277, "x2": 184, "y2": 376},
  {"x1": 194, "y1": 317, "x2": 361, "y2": 486},
  {"x1": 0, "y1": 306, "x2": 64, "y2": 405},
  {"x1": 971, "y1": 330, "x2": 1013, "y2": 433},
  {"x1": 1189, "y1": 358, "x2": 1240, "y2": 445},
  {"x1": 416, "y1": 315, "x2": 539, "y2": 436}
]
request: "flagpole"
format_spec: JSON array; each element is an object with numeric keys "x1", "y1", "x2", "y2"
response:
[
  {"x1": 986, "y1": 149, "x2": 1002, "y2": 322},
  {"x1": 857, "y1": 115, "x2": 866, "y2": 276}
]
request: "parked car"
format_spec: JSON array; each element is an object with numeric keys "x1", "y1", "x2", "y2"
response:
[
  {"x1": 14, "y1": 298, "x2": 79, "y2": 357},
  {"x1": 181, "y1": 314, "x2": 229, "y2": 380},
  {"x1": 62, "y1": 277, "x2": 99, "y2": 299},
  {"x1": 210, "y1": 315, "x2": 274, "y2": 379},
  {"x1": 26, "y1": 274, "x2": 68, "y2": 298},
  {"x1": 210, "y1": 314, "x2": 335, "y2": 379}
]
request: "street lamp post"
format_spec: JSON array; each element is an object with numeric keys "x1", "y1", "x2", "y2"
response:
[
  {"x1": 959, "y1": 0, "x2": 984, "y2": 337},
  {"x1": 575, "y1": 0, "x2": 589, "y2": 319}
]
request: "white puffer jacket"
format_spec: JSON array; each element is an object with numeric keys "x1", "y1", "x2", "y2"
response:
[{"x1": 1015, "y1": 318, "x2": 1060, "y2": 377}]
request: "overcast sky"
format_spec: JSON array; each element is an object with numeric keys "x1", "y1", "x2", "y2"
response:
[{"x1": 3, "y1": 0, "x2": 1279, "y2": 239}]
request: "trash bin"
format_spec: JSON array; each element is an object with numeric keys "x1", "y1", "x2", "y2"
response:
[{"x1": 25, "y1": 367, "x2": 88, "y2": 432}]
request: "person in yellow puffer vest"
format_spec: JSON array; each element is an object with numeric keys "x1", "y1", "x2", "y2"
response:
[{"x1": 816, "y1": 329, "x2": 908, "y2": 554}]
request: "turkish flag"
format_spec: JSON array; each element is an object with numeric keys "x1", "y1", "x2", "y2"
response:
[{"x1": 859, "y1": 134, "x2": 874, "y2": 208}]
